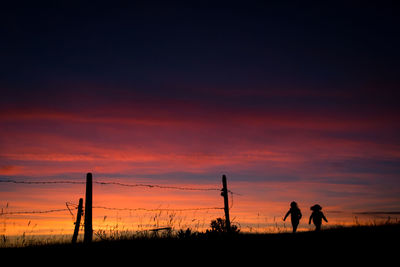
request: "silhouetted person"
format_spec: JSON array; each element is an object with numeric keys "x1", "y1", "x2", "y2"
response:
[
  {"x1": 283, "y1": 201, "x2": 302, "y2": 233},
  {"x1": 309, "y1": 204, "x2": 328, "y2": 231}
]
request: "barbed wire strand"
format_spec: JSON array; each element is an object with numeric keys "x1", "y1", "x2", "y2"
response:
[
  {"x1": 93, "y1": 181, "x2": 221, "y2": 192},
  {"x1": 65, "y1": 202, "x2": 79, "y2": 221},
  {"x1": 96, "y1": 180, "x2": 241, "y2": 195},
  {"x1": 0, "y1": 179, "x2": 85, "y2": 185},
  {"x1": 0, "y1": 179, "x2": 241, "y2": 195},
  {"x1": 230, "y1": 191, "x2": 234, "y2": 210},
  {"x1": 0, "y1": 204, "x2": 223, "y2": 216},
  {"x1": 0, "y1": 179, "x2": 219, "y2": 191},
  {"x1": 65, "y1": 202, "x2": 79, "y2": 208},
  {"x1": 0, "y1": 208, "x2": 73, "y2": 216}
]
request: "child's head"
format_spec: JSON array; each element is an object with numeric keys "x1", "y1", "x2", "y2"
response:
[
  {"x1": 310, "y1": 204, "x2": 322, "y2": 211},
  {"x1": 290, "y1": 201, "x2": 298, "y2": 209}
]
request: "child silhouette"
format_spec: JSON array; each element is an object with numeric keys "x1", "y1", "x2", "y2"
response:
[
  {"x1": 283, "y1": 201, "x2": 302, "y2": 233},
  {"x1": 309, "y1": 204, "x2": 328, "y2": 231}
]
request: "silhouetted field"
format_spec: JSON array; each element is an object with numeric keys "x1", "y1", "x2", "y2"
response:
[{"x1": 2, "y1": 223, "x2": 398, "y2": 265}]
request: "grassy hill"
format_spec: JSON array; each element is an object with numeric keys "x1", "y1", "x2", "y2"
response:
[{"x1": 2, "y1": 223, "x2": 398, "y2": 265}]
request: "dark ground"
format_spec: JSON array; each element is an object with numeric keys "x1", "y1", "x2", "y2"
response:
[{"x1": 2, "y1": 224, "x2": 398, "y2": 265}]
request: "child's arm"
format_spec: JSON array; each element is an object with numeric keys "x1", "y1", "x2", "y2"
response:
[
  {"x1": 322, "y1": 212, "x2": 328, "y2": 222},
  {"x1": 309, "y1": 213, "x2": 313, "y2": 224},
  {"x1": 283, "y1": 210, "x2": 290, "y2": 221}
]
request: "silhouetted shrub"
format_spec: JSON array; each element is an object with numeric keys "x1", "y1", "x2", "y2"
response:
[
  {"x1": 206, "y1": 218, "x2": 240, "y2": 235},
  {"x1": 177, "y1": 228, "x2": 193, "y2": 239}
]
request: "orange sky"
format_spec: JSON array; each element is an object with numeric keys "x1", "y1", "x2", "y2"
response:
[
  {"x1": 1, "y1": 3, "x2": 400, "y2": 239},
  {"x1": 1, "y1": 104, "x2": 400, "y2": 237}
]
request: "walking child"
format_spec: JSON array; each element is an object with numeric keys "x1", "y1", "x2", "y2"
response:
[
  {"x1": 309, "y1": 204, "x2": 328, "y2": 231},
  {"x1": 283, "y1": 201, "x2": 302, "y2": 233}
]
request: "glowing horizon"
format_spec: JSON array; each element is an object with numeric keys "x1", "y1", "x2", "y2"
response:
[{"x1": 1, "y1": 174, "x2": 399, "y2": 238}]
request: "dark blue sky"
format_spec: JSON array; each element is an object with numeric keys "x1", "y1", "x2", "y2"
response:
[{"x1": 1, "y1": 2, "x2": 399, "y2": 108}]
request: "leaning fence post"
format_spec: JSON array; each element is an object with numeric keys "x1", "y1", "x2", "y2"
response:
[
  {"x1": 84, "y1": 173, "x2": 93, "y2": 243},
  {"x1": 72, "y1": 198, "x2": 83, "y2": 244},
  {"x1": 221, "y1": 174, "x2": 231, "y2": 232}
]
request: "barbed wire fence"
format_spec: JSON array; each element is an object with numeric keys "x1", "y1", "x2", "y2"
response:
[
  {"x1": 0, "y1": 178, "x2": 238, "y2": 194},
  {"x1": 0, "y1": 173, "x2": 238, "y2": 242},
  {"x1": 0, "y1": 178, "x2": 238, "y2": 212}
]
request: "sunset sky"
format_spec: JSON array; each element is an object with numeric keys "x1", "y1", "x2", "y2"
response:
[{"x1": 1, "y1": 2, "x2": 400, "y2": 236}]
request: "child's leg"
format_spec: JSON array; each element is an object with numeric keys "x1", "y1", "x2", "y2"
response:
[{"x1": 292, "y1": 221, "x2": 298, "y2": 233}]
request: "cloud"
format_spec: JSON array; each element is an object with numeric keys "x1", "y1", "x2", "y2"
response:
[
  {"x1": 0, "y1": 165, "x2": 21, "y2": 175},
  {"x1": 1, "y1": 97, "x2": 399, "y2": 184}
]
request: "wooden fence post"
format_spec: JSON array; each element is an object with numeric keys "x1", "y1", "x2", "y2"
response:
[
  {"x1": 221, "y1": 174, "x2": 231, "y2": 232},
  {"x1": 72, "y1": 198, "x2": 83, "y2": 244},
  {"x1": 84, "y1": 173, "x2": 93, "y2": 243}
]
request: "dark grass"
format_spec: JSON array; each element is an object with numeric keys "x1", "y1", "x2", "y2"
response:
[{"x1": 2, "y1": 223, "x2": 399, "y2": 265}]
